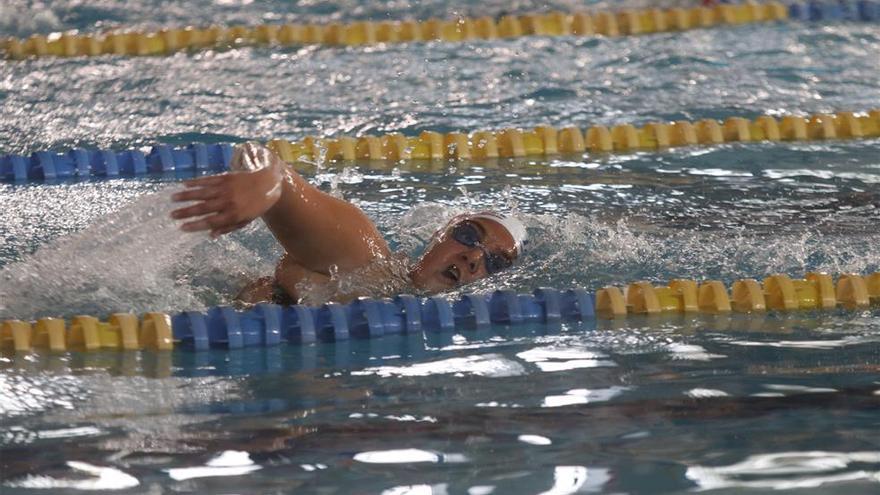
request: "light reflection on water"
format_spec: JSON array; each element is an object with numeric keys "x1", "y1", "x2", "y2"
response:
[
  {"x1": 7, "y1": 461, "x2": 140, "y2": 490},
  {"x1": 166, "y1": 450, "x2": 261, "y2": 481},
  {"x1": 2, "y1": 18, "x2": 880, "y2": 153},
  {"x1": 1, "y1": 312, "x2": 879, "y2": 492},
  {"x1": 540, "y1": 386, "x2": 629, "y2": 408},
  {"x1": 351, "y1": 354, "x2": 527, "y2": 378},
  {"x1": 353, "y1": 448, "x2": 464, "y2": 464},
  {"x1": 1, "y1": 1, "x2": 880, "y2": 493},
  {"x1": 686, "y1": 451, "x2": 880, "y2": 491},
  {"x1": 2, "y1": 149, "x2": 878, "y2": 321}
]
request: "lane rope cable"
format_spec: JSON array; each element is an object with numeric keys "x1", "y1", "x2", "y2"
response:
[
  {"x1": 2, "y1": 109, "x2": 878, "y2": 182},
  {"x1": 1, "y1": 272, "x2": 878, "y2": 353},
  {"x1": 4, "y1": 2, "x2": 879, "y2": 60}
]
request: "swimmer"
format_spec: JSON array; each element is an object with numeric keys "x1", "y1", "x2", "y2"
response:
[{"x1": 170, "y1": 143, "x2": 526, "y2": 305}]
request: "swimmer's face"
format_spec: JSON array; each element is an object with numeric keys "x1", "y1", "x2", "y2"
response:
[{"x1": 409, "y1": 216, "x2": 517, "y2": 291}]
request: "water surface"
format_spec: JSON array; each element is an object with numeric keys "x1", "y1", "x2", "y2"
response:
[{"x1": 1, "y1": 2, "x2": 879, "y2": 493}]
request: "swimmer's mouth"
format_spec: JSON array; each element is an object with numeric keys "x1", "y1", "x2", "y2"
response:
[{"x1": 442, "y1": 264, "x2": 460, "y2": 284}]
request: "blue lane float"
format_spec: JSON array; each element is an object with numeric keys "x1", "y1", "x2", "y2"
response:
[
  {"x1": 4, "y1": 105, "x2": 880, "y2": 183},
  {"x1": 169, "y1": 289, "x2": 596, "y2": 351},
  {"x1": 0, "y1": 143, "x2": 233, "y2": 182},
  {"x1": 789, "y1": 0, "x2": 880, "y2": 21}
]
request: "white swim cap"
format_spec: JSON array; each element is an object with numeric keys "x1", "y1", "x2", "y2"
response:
[{"x1": 470, "y1": 212, "x2": 528, "y2": 257}]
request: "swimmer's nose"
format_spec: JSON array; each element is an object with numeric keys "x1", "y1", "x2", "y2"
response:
[{"x1": 460, "y1": 248, "x2": 484, "y2": 274}]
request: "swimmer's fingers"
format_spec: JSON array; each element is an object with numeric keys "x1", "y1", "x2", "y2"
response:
[
  {"x1": 171, "y1": 185, "x2": 223, "y2": 202},
  {"x1": 179, "y1": 212, "x2": 237, "y2": 233},
  {"x1": 170, "y1": 198, "x2": 226, "y2": 220},
  {"x1": 181, "y1": 175, "x2": 228, "y2": 188}
]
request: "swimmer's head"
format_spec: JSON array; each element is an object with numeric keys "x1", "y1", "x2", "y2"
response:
[{"x1": 409, "y1": 212, "x2": 527, "y2": 291}]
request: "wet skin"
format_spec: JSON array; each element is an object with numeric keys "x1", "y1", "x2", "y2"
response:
[
  {"x1": 409, "y1": 217, "x2": 518, "y2": 292},
  {"x1": 171, "y1": 144, "x2": 517, "y2": 303}
]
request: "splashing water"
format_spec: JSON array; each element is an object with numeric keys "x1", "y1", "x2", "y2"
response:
[
  {"x1": 1, "y1": 186, "x2": 877, "y2": 320},
  {"x1": 0, "y1": 187, "x2": 276, "y2": 320}
]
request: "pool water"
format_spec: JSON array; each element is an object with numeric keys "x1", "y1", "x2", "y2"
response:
[{"x1": 2, "y1": 1, "x2": 880, "y2": 493}]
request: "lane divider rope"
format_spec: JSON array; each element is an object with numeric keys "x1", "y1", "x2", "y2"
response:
[
  {"x1": 6, "y1": 1, "x2": 875, "y2": 60},
  {"x1": 2, "y1": 272, "x2": 878, "y2": 353},
  {"x1": 3, "y1": 109, "x2": 878, "y2": 183}
]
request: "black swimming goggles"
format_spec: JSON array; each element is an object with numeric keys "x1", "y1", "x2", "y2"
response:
[{"x1": 450, "y1": 220, "x2": 515, "y2": 275}]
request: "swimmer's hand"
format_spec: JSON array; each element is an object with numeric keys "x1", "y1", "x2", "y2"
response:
[{"x1": 170, "y1": 153, "x2": 283, "y2": 237}]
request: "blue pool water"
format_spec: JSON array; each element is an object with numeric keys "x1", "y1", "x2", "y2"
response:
[{"x1": 2, "y1": 1, "x2": 880, "y2": 493}]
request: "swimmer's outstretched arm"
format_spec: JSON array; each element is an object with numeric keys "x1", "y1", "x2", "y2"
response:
[{"x1": 171, "y1": 143, "x2": 390, "y2": 274}]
